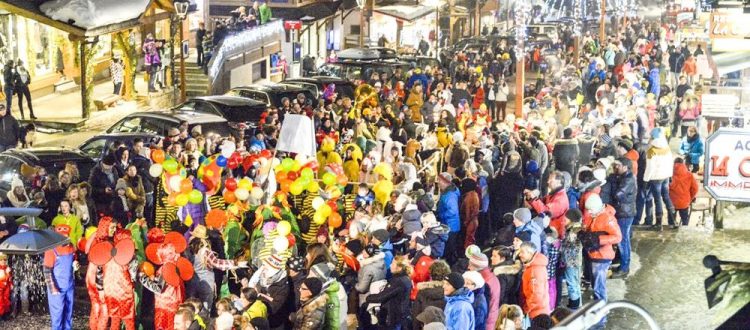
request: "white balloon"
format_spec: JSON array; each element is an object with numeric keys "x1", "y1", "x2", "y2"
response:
[
  {"x1": 149, "y1": 164, "x2": 163, "y2": 178},
  {"x1": 221, "y1": 141, "x2": 236, "y2": 158},
  {"x1": 294, "y1": 153, "x2": 307, "y2": 164},
  {"x1": 234, "y1": 188, "x2": 250, "y2": 201},
  {"x1": 250, "y1": 187, "x2": 264, "y2": 200},
  {"x1": 168, "y1": 176, "x2": 182, "y2": 192},
  {"x1": 272, "y1": 236, "x2": 288, "y2": 252},
  {"x1": 311, "y1": 197, "x2": 325, "y2": 210},
  {"x1": 270, "y1": 157, "x2": 281, "y2": 167}
]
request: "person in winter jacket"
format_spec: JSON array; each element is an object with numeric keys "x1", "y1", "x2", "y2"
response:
[
  {"x1": 309, "y1": 263, "x2": 347, "y2": 330},
  {"x1": 581, "y1": 195, "x2": 622, "y2": 327},
  {"x1": 608, "y1": 158, "x2": 637, "y2": 278},
  {"x1": 459, "y1": 176, "x2": 480, "y2": 249},
  {"x1": 463, "y1": 271, "x2": 487, "y2": 330},
  {"x1": 669, "y1": 158, "x2": 699, "y2": 227},
  {"x1": 518, "y1": 242, "x2": 550, "y2": 318},
  {"x1": 552, "y1": 128, "x2": 580, "y2": 184},
  {"x1": 0, "y1": 253, "x2": 10, "y2": 318},
  {"x1": 355, "y1": 244, "x2": 386, "y2": 320},
  {"x1": 491, "y1": 245, "x2": 521, "y2": 306},
  {"x1": 679, "y1": 126, "x2": 704, "y2": 173},
  {"x1": 366, "y1": 255, "x2": 413, "y2": 329},
  {"x1": 412, "y1": 260, "x2": 450, "y2": 329},
  {"x1": 414, "y1": 212, "x2": 450, "y2": 259},
  {"x1": 560, "y1": 209, "x2": 583, "y2": 309},
  {"x1": 443, "y1": 272, "x2": 475, "y2": 330},
  {"x1": 527, "y1": 171, "x2": 569, "y2": 239},
  {"x1": 0, "y1": 105, "x2": 20, "y2": 152},
  {"x1": 466, "y1": 250, "x2": 500, "y2": 330},
  {"x1": 291, "y1": 277, "x2": 328, "y2": 330},
  {"x1": 437, "y1": 172, "x2": 461, "y2": 263},
  {"x1": 513, "y1": 208, "x2": 543, "y2": 252},
  {"x1": 643, "y1": 128, "x2": 676, "y2": 229}
]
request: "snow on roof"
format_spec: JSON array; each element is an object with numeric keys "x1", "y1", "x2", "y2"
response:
[{"x1": 40, "y1": 0, "x2": 151, "y2": 29}]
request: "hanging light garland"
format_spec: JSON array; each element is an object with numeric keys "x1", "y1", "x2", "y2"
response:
[
  {"x1": 513, "y1": 0, "x2": 531, "y2": 60},
  {"x1": 208, "y1": 20, "x2": 285, "y2": 80}
]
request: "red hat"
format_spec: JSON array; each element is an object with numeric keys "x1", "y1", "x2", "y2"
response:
[
  {"x1": 55, "y1": 224, "x2": 71, "y2": 237},
  {"x1": 147, "y1": 228, "x2": 166, "y2": 244}
]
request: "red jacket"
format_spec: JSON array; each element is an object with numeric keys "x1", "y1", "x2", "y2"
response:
[
  {"x1": 521, "y1": 252, "x2": 550, "y2": 318},
  {"x1": 0, "y1": 264, "x2": 10, "y2": 315},
  {"x1": 669, "y1": 163, "x2": 698, "y2": 209},
  {"x1": 583, "y1": 205, "x2": 622, "y2": 261},
  {"x1": 472, "y1": 86, "x2": 485, "y2": 110},
  {"x1": 530, "y1": 188, "x2": 569, "y2": 239}
]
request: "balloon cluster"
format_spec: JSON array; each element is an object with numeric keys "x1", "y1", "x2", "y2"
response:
[
  {"x1": 260, "y1": 215, "x2": 296, "y2": 253},
  {"x1": 149, "y1": 149, "x2": 203, "y2": 207},
  {"x1": 274, "y1": 156, "x2": 321, "y2": 196}
]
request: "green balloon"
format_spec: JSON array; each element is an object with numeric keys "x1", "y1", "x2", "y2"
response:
[
  {"x1": 300, "y1": 167, "x2": 314, "y2": 179},
  {"x1": 282, "y1": 158, "x2": 295, "y2": 171},
  {"x1": 163, "y1": 159, "x2": 178, "y2": 174},
  {"x1": 188, "y1": 189, "x2": 203, "y2": 204},
  {"x1": 322, "y1": 172, "x2": 336, "y2": 186}
]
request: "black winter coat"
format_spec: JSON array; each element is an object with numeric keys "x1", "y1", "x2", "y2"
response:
[
  {"x1": 88, "y1": 164, "x2": 120, "y2": 206},
  {"x1": 366, "y1": 272, "x2": 413, "y2": 329},
  {"x1": 493, "y1": 260, "x2": 522, "y2": 306},
  {"x1": 552, "y1": 139, "x2": 579, "y2": 181},
  {"x1": 608, "y1": 171, "x2": 637, "y2": 218},
  {"x1": 258, "y1": 274, "x2": 294, "y2": 329},
  {"x1": 411, "y1": 280, "x2": 445, "y2": 329}
]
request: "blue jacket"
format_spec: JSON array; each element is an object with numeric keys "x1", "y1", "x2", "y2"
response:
[
  {"x1": 381, "y1": 240, "x2": 394, "y2": 278},
  {"x1": 608, "y1": 172, "x2": 637, "y2": 218},
  {"x1": 648, "y1": 68, "x2": 661, "y2": 96},
  {"x1": 515, "y1": 220, "x2": 543, "y2": 252},
  {"x1": 478, "y1": 176, "x2": 490, "y2": 213},
  {"x1": 679, "y1": 136, "x2": 704, "y2": 165},
  {"x1": 437, "y1": 185, "x2": 461, "y2": 232},
  {"x1": 445, "y1": 288, "x2": 475, "y2": 330},
  {"x1": 407, "y1": 73, "x2": 429, "y2": 90},
  {"x1": 416, "y1": 224, "x2": 450, "y2": 258},
  {"x1": 471, "y1": 287, "x2": 488, "y2": 330}
]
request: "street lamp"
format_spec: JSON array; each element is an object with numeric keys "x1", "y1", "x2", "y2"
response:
[{"x1": 175, "y1": 0, "x2": 189, "y2": 103}]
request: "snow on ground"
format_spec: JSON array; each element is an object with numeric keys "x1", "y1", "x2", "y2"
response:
[{"x1": 40, "y1": 0, "x2": 150, "y2": 29}]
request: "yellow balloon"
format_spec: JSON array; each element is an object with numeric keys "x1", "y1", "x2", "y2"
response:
[
  {"x1": 290, "y1": 181, "x2": 304, "y2": 196},
  {"x1": 319, "y1": 204, "x2": 332, "y2": 218},
  {"x1": 313, "y1": 211, "x2": 327, "y2": 225},
  {"x1": 175, "y1": 193, "x2": 189, "y2": 206},
  {"x1": 238, "y1": 178, "x2": 253, "y2": 190},
  {"x1": 277, "y1": 221, "x2": 292, "y2": 236},
  {"x1": 307, "y1": 180, "x2": 320, "y2": 193}
]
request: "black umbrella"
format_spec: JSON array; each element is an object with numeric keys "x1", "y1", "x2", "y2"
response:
[
  {"x1": 0, "y1": 208, "x2": 69, "y2": 255},
  {"x1": 0, "y1": 229, "x2": 70, "y2": 255}
]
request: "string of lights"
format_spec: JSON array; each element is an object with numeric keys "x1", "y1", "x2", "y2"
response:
[
  {"x1": 208, "y1": 20, "x2": 285, "y2": 80},
  {"x1": 513, "y1": 0, "x2": 531, "y2": 59}
]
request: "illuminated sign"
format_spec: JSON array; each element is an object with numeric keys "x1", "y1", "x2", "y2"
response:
[{"x1": 704, "y1": 129, "x2": 750, "y2": 202}]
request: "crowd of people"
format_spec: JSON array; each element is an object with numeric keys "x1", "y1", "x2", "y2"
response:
[{"x1": 0, "y1": 10, "x2": 714, "y2": 330}]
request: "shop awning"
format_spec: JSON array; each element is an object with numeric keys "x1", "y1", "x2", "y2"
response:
[
  {"x1": 374, "y1": 4, "x2": 436, "y2": 22},
  {"x1": 713, "y1": 51, "x2": 750, "y2": 76},
  {"x1": 0, "y1": 0, "x2": 176, "y2": 37}
]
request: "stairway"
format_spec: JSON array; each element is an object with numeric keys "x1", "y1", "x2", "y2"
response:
[{"x1": 182, "y1": 54, "x2": 210, "y2": 97}]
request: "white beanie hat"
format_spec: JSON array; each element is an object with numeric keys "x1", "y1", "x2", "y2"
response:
[
  {"x1": 462, "y1": 270, "x2": 485, "y2": 289},
  {"x1": 585, "y1": 194, "x2": 605, "y2": 214}
]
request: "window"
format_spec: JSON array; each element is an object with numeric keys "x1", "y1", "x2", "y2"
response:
[
  {"x1": 176, "y1": 101, "x2": 197, "y2": 111},
  {"x1": 0, "y1": 155, "x2": 23, "y2": 192},
  {"x1": 350, "y1": 25, "x2": 361, "y2": 35},
  {"x1": 79, "y1": 138, "x2": 108, "y2": 160},
  {"x1": 140, "y1": 118, "x2": 165, "y2": 135},
  {"x1": 109, "y1": 117, "x2": 142, "y2": 133}
]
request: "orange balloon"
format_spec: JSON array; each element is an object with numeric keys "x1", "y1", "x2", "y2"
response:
[
  {"x1": 151, "y1": 149, "x2": 166, "y2": 164},
  {"x1": 223, "y1": 190, "x2": 237, "y2": 204},
  {"x1": 276, "y1": 171, "x2": 288, "y2": 182},
  {"x1": 141, "y1": 261, "x2": 155, "y2": 277},
  {"x1": 337, "y1": 175, "x2": 348, "y2": 186},
  {"x1": 328, "y1": 212, "x2": 342, "y2": 228},
  {"x1": 279, "y1": 179, "x2": 292, "y2": 193},
  {"x1": 180, "y1": 179, "x2": 193, "y2": 194},
  {"x1": 167, "y1": 193, "x2": 177, "y2": 206}
]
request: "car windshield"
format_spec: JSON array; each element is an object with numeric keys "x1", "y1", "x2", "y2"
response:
[{"x1": 195, "y1": 122, "x2": 233, "y2": 139}]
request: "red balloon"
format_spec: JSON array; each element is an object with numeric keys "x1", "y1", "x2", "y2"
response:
[
  {"x1": 260, "y1": 150, "x2": 272, "y2": 158},
  {"x1": 225, "y1": 178, "x2": 238, "y2": 191},
  {"x1": 227, "y1": 158, "x2": 239, "y2": 169},
  {"x1": 287, "y1": 234, "x2": 296, "y2": 247},
  {"x1": 242, "y1": 155, "x2": 256, "y2": 172},
  {"x1": 287, "y1": 171, "x2": 298, "y2": 181}
]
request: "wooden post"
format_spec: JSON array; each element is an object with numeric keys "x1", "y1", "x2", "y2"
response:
[
  {"x1": 114, "y1": 31, "x2": 137, "y2": 101},
  {"x1": 475, "y1": 0, "x2": 481, "y2": 36},
  {"x1": 80, "y1": 42, "x2": 87, "y2": 119},
  {"x1": 180, "y1": 19, "x2": 187, "y2": 103},
  {"x1": 714, "y1": 200, "x2": 724, "y2": 230},
  {"x1": 515, "y1": 56, "x2": 524, "y2": 117},
  {"x1": 600, "y1": 0, "x2": 606, "y2": 45},
  {"x1": 396, "y1": 20, "x2": 403, "y2": 49}
]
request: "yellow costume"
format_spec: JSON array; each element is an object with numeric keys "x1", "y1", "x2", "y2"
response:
[{"x1": 316, "y1": 137, "x2": 343, "y2": 177}]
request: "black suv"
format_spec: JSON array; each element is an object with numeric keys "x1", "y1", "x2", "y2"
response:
[
  {"x1": 173, "y1": 96, "x2": 267, "y2": 131},
  {"x1": 283, "y1": 76, "x2": 356, "y2": 101},
  {"x1": 106, "y1": 111, "x2": 237, "y2": 138},
  {"x1": 0, "y1": 148, "x2": 96, "y2": 197},
  {"x1": 226, "y1": 83, "x2": 316, "y2": 109}
]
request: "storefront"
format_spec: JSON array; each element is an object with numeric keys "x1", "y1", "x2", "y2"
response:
[{"x1": 371, "y1": 4, "x2": 437, "y2": 52}]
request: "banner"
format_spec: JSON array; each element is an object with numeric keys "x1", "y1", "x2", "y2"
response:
[
  {"x1": 703, "y1": 128, "x2": 750, "y2": 202},
  {"x1": 276, "y1": 114, "x2": 316, "y2": 157}
]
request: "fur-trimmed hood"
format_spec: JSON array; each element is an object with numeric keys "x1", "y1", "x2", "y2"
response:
[
  {"x1": 416, "y1": 280, "x2": 443, "y2": 290},
  {"x1": 359, "y1": 252, "x2": 385, "y2": 267},
  {"x1": 492, "y1": 261, "x2": 521, "y2": 275},
  {"x1": 302, "y1": 292, "x2": 329, "y2": 312}
]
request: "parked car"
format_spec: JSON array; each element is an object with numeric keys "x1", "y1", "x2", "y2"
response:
[
  {"x1": 173, "y1": 96, "x2": 266, "y2": 130},
  {"x1": 106, "y1": 111, "x2": 237, "y2": 139},
  {"x1": 0, "y1": 147, "x2": 96, "y2": 197},
  {"x1": 317, "y1": 60, "x2": 412, "y2": 83},
  {"x1": 226, "y1": 83, "x2": 317, "y2": 109},
  {"x1": 78, "y1": 132, "x2": 161, "y2": 163},
  {"x1": 283, "y1": 76, "x2": 356, "y2": 101}
]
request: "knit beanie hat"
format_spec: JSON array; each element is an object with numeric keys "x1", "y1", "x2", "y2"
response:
[
  {"x1": 287, "y1": 256, "x2": 305, "y2": 272},
  {"x1": 302, "y1": 277, "x2": 323, "y2": 296},
  {"x1": 345, "y1": 239, "x2": 364, "y2": 256},
  {"x1": 462, "y1": 270, "x2": 485, "y2": 289},
  {"x1": 445, "y1": 272, "x2": 464, "y2": 290},
  {"x1": 468, "y1": 252, "x2": 489, "y2": 271},
  {"x1": 513, "y1": 208, "x2": 532, "y2": 223},
  {"x1": 310, "y1": 262, "x2": 332, "y2": 280},
  {"x1": 264, "y1": 254, "x2": 284, "y2": 271}
]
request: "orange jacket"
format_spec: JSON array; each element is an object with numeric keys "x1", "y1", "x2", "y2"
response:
[
  {"x1": 625, "y1": 149, "x2": 639, "y2": 176},
  {"x1": 583, "y1": 205, "x2": 622, "y2": 261},
  {"x1": 521, "y1": 252, "x2": 550, "y2": 318},
  {"x1": 669, "y1": 163, "x2": 698, "y2": 209}
]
